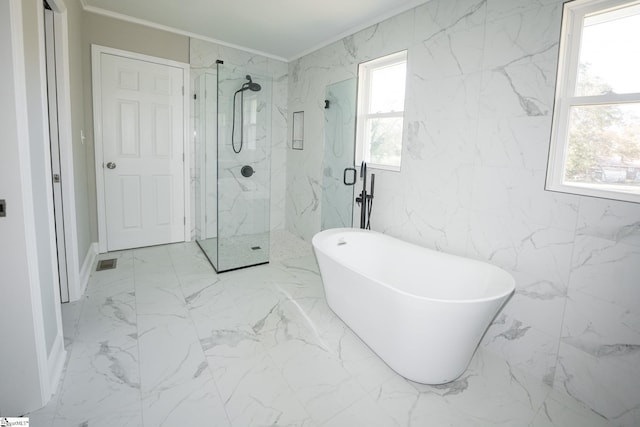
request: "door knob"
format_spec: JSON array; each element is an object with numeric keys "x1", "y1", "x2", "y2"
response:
[{"x1": 106, "y1": 162, "x2": 116, "y2": 169}]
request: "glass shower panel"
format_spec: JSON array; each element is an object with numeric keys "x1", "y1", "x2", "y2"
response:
[
  {"x1": 194, "y1": 75, "x2": 203, "y2": 240},
  {"x1": 195, "y1": 73, "x2": 218, "y2": 264},
  {"x1": 216, "y1": 64, "x2": 271, "y2": 272},
  {"x1": 321, "y1": 78, "x2": 357, "y2": 229}
]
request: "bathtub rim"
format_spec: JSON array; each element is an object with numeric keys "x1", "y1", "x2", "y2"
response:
[{"x1": 312, "y1": 227, "x2": 515, "y2": 304}]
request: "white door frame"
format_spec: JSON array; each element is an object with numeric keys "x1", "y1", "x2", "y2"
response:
[
  {"x1": 1, "y1": 0, "x2": 67, "y2": 410},
  {"x1": 1, "y1": 0, "x2": 52, "y2": 410},
  {"x1": 44, "y1": 4, "x2": 69, "y2": 303},
  {"x1": 44, "y1": 0, "x2": 83, "y2": 302},
  {"x1": 92, "y1": 45, "x2": 191, "y2": 253}
]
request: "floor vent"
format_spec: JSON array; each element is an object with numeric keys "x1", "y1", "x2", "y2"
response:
[{"x1": 96, "y1": 258, "x2": 117, "y2": 271}]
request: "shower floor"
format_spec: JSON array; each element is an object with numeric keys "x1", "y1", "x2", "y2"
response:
[{"x1": 197, "y1": 232, "x2": 270, "y2": 272}]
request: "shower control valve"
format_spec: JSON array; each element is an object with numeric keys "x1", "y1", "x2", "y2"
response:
[{"x1": 241, "y1": 165, "x2": 254, "y2": 178}]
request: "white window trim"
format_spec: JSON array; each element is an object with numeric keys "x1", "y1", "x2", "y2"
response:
[
  {"x1": 546, "y1": 0, "x2": 640, "y2": 204},
  {"x1": 356, "y1": 50, "x2": 407, "y2": 172}
]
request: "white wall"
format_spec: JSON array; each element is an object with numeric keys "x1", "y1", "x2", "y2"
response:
[
  {"x1": 286, "y1": 0, "x2": 640, "y2": 424},
  {"x1": 65, "y1": 0, "x2": 92, "y2": 271}
]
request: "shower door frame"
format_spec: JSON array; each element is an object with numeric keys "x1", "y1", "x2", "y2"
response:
[
  {"x1": 195, "y1": 62, "x2": 272, "y2": 273},
  {"x1": 213, "y1": 62, "x2": 272, "y2": 273}
]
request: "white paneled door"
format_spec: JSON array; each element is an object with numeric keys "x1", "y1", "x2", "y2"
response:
[{"x1": 94, "y1": 48, "x2": 187, "y2": 252}]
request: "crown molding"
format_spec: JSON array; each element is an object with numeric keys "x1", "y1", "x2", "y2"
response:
[{"x1": 80, "y1": 3, "x2": 288, "y2": 62}]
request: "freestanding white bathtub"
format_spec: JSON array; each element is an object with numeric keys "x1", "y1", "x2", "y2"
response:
[{"x1": 312, "y1": 228, "x2": 515, "y2": 384}]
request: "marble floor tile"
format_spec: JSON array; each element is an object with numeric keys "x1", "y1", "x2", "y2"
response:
[
  {"x1": 137, "y1": 317, "x2": 205, "y2": 392},
  {"x1": 26, "y1": 300, "x2": 85, "y2": 427},
  {"x1": 141, "y1": 367, "x2": 228, "y2": 427},
  {"x1": 90, "y1": 251, "x2": 135, "y2": 287},
  {"x1": 422, "y1": 349, "x2": 551, "y2": 426},
  {"x1": 530, "y1": 388, "x2": 611, "y2": 427},
  {"x1": 27, "y1": 233, "x2": 616, "y2": 427},
  {"x1": 268, "y1": 340, "x2": 369, "y2": 425},
  {"x1": 371, "y1": 374, "x2": 456, "y2": 426},
  {"x1": 209, "y1": 353, "x2": 314, "y2": 427},
  {"x1": 52, "y1": 338, "x2": 142, "y2": 427},
  {"x1": 270, "y1": 229, "x2": 314, "y2": 262},
  {"x1": 75, "y1": 287, "x2": 137, "y2": 342},
  {"x1": 335, "y1": 330, "x2": 398, "y2": 393},
  {"x1": 321, "y1": 394, "x2": 402, "y2": 427},
  {"x1": 135, "y1": 282, "x2": 189, "y2": 317},
  {"x1": 179, "y1": 274, "x2": 223, "y2": 306}
]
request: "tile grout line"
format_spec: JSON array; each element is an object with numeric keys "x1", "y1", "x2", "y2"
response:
[
  {"x1": 132, "y1": 248, "x2": 146, "y2": 427},
  {"x1": 255, "y1": 257, "x2": 352, "y2": 426},
  {"x1": 167, "y1": 243, "x2": 234, "y2": 427}
]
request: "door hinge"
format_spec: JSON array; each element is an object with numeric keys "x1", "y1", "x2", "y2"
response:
[
  {"x1": 193, "y1": 93, "x2": 197, "y2": 100},
  {"x1": 184, "y1": 217, "x2": 186, "y2": 225},
  {"x1": 182, "y1": 86, "x2": 185, "y2": 96}
]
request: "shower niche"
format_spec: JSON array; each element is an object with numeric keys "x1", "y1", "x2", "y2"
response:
[{"x1": 194, "y1": 62, "x2": 272, "y2": 272}]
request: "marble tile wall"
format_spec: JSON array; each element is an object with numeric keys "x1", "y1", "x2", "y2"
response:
[
  {"x1": 216, "y1": 71, "x2": 272, "y2": 238},
  {"x1": 286, "y1": 0, "x2": 640, "y2": 423},
  {"x1": 189, "y1": 39, "x2": 288, "y2": 238}
]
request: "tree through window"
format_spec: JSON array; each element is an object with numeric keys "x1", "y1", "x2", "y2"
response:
[
  {"x1": 546, "y1": 0, "x2": 640, "y2": 203},
  {"x1": 356, "y1": 51, "x2": 407, "y2": 171}
]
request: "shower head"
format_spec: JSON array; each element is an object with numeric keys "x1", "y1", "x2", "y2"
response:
[{"x1": 241, "y1": 75, "x2": 261, "y2": 92}]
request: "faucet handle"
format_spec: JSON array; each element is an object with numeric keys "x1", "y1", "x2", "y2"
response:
[{"x1": 370, "y1": 173, "x2": 375, "y2": 198}]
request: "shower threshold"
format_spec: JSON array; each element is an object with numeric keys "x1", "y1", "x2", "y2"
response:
[{"x1": 196, "y1": 232, "x2": 270, "y2": 273}]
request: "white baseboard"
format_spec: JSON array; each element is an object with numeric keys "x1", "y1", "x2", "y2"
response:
[
  {"x1": 46, "y1": 333, "x2": 66, "y2": 402},
  {"x1": 72, "y1": 242, "x2": 98, "y2": 301}
]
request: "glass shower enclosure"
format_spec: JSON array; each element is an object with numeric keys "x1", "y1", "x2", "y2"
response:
[
  {"x1": 321, "y1": 78, "x2": 357, "y2": 229},
  {"x1": 195, "y1": 62, "x2": 271, "y2": 272}
]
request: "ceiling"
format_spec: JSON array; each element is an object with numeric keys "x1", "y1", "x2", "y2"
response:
[{"x1": 82, "y1": 0, "x2": 430, "y2": 61}]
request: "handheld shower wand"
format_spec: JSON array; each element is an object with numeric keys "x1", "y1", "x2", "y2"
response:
[
  {"x1": 367, "y1": 172, "x2": 375, "y2": 229},
  {"x1": 355, "y1": 161, "x2": 375, "y2": 229},
  {"x1": 360, "y1": 162, "x2": 367, "y2": 229},
  {"x1": 232, "y1": 75, "x2": 262, "y2": 153}
]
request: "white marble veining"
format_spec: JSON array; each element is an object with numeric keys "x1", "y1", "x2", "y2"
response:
[
  {"x1": 17, "y1": 0, "x2": 639, "y2": 423},
  {"x1": 285, "y1": 0, "x2": 640, "y2": 422},
  {"x1": 27, "y1": 234, "x2": 610, "y2": 426},
  {"x1": 189, "y1": 38, "x2": 289, "y2": 242}
]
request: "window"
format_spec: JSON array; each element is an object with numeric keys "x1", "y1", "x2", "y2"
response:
[
  {"x1": 547, "y1": 0, "x2": 640, "y2": 203},
  {"x1": 355, "y1": 51, "x2": 407, "y2": 171}
]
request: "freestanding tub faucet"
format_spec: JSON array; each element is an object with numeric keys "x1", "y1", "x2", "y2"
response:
[{"x1": 355, "y1": 161, "x2": 375, "y2": 229}]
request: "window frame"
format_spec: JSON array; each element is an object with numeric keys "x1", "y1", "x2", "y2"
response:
[
  {"x1": 546, "y1": 0, "x2": 640, "y2": 204},
  {"x1": 355, "y1": 50, "x2": 408, "y2": 172}
]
